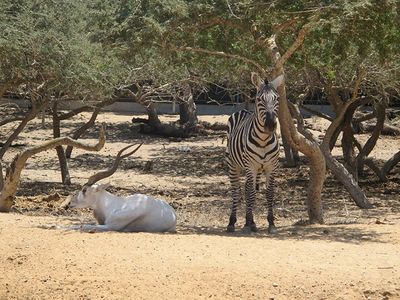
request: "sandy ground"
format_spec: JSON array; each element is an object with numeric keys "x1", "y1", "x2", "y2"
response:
[
  {"x1": 1, "y1": 213, "x2": 400, "y2": 300},
  {"x1": 1, "y1": 111, "x2": 400, "y2": 299}
]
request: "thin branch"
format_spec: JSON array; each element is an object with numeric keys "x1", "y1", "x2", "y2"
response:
[
  {"x1": 272, "y1": 24, "x2": 310, "y2": 71},
  {"x1": 65, "y1": 107, "x2": 101, "y2": 158},
  {"x1": 181, "y1": 16, "x2": 244, "y2": 32},
  {"x1": 273, "y1": 18, "x2": 299, "y2": 35},
  {"x1": 58, "y1": 98, "x2": 117, "y2": 120},
  {"x1": 168, "y1": 44, "x2": 266, "y2": 77},
  {"x1": 0, "y1": 99, "x2": 49, "y2": 159}
]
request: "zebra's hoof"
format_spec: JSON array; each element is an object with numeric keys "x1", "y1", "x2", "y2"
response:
[
  {"x1": 242, "y1": 225, "x2": 257, "y2": 233},
  {"x1": 268, "y1": 225, "x2": 278, "y2": 234},
  {"x1": 241, "y1": 226, "x2": 252, "y2": 234},
  {"x1": 227, "y1": 225, "x2": 235, "y2": 233},
  {"x1": 250, "y1": 224, "x2": 258, "y2": 232}
]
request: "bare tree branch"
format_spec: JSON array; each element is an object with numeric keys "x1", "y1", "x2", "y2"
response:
[
  {"x1": 322, "y1": 69, "x2": 366, "y2": 147},
  {"x1": 65, "y1": 107, "x2": 101, "y2": 158},
  {"x1": 0, "y1": 116, "x2": 25, "y2": 127},
  {"x1": 0, "y1": 125, "x2": 106, "y2": 212},
  {"x1": 58, "y1": 97, "x2": 117, "y2": 120},
  {"x1": 0, "y1": 99, "x2": 49, "y2": 159}
]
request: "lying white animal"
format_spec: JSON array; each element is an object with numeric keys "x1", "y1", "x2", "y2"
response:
[{"x1": 68, "y1": 184, "x2": 177, "y2": 233}]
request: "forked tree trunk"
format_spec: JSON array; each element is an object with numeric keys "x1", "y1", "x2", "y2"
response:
[
  {"x1": 266, "y1": 34, "x2": 325, "y2": 223},
  {"x1": 321, "y1": 72, "x2": 372, "y2": 208},
  {"x1": 52, "y1": 101, "x2": 71, "y2": 185},
  {"x1": 0, "y1": 126, "x2": 106, "y2": 212}
]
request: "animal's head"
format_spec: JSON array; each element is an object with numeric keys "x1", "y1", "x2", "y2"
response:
[
  {"x1": 67, "y1": 184, "x2": 110, "y2": 209},
  {"x1": 251, "y1": 72, "x2": 283, "y2": 133}
]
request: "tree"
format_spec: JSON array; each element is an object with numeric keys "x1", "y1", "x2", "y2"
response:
[
  {"x1": 0, "y1": 0, "x2": 128, "y2": 187},
  {"x1": 157, "y1": 0, "x2": 399, "y2": 217}
]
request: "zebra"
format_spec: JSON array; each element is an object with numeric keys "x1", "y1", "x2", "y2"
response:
[{"x1": 226, "y1": 72, "x2": 283, "y2": 234}]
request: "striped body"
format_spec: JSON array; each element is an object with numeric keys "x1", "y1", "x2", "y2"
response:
[
  {"x1": 227, "y1": 110, "x2": 279, "y2": 171},
  {"x1": 226, "y1": 73, "x2": 282, "y2": 233}
]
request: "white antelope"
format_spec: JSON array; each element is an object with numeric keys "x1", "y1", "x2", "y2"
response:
[{"x1": 67, "y1": 144, "x2": 177, "y2": 233}]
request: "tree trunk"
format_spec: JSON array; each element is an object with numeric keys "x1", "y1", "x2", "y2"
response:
[
  {"x1": 382, "y1": 151, "x2": 400, "y2": 178},
  {"x1": 65, "y1": 107, "x2": 100, "y2": 158},
  {"x1": 136, "y1": 98, "x2": 199, "y2": 138},
  {"x1": 267, "y1": 35, "x2": 325, "y2": 224},
  {"x1": 281, "y1": 134, "x2": 298, "y2": 167},
  {"x1": 0, "y1": 161, "x2": 3, "y2": 191},
  {"x1": 146, "y1": 101, "x2": 161, "y2": 126},
  {"x1": 179, "y1": 93, "x2": 198, "y2": 126},
  {"x1": 0, "y1": 81, "x2": 11, "y2": 99},
  {"x1": 365, "y1": 151, "x2": 400, "y2": 182},
  {"x1": 289, "y1": 97, "x2": 372, "y2": 209},
  {"x1": 342, "y1": 111, "x2": 357, "y2": 174},
  {"x1": 52, "y1": 102, "x2": 71, "y2": 185},
  {"x1": 321, "y1": 76, "x2": 373, "y2": 208},
  {"x1": 0, "y1": 126, "x2": 106, "y2": 212},
  {"x1": 356, "y1": 102, "x2": 386, "y2": 177}
]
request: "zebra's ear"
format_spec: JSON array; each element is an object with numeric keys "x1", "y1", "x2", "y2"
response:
[
  {"x1": 270, "y1": 74, "x2": 284, "y2": 90},
  {"x1": 251, "y1": 72, "x2": 263, "y2": 89}
]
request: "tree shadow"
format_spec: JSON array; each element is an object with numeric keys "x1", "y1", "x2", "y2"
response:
[
  {"x1": 176, "y1": 223, "x2": 389, "y2": 244},
  {"x1": 148, "y1": 145, "x2": 227, "y2": 178}
]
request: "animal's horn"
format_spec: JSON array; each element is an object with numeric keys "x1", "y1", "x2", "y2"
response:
[{"x1": 86, "y1": 143, "x2": 143, "y2": 186}]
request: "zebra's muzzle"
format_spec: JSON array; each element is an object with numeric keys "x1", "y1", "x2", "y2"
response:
[{"x1": 264, "y1": 112, "x2": 277, "y2": 131}]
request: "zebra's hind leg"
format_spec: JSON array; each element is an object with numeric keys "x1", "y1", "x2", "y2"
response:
[
  {"x1": 266, "y1": 174, "x2": 277, "y2": 234},
  {"x1": 227, "y1": 165, "x2": 241, "y2": 233},
  {"x1": 243, "y1": 169, "x2": 258, "y2": 233}
]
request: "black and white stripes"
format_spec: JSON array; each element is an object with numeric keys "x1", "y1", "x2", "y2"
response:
[{"x1": 226, "y1": 73, "x2": 283, "y2": 233}]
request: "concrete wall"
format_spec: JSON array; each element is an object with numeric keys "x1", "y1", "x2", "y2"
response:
[{"x1": 1, "y1": 98, "x2": 335, "y2": 117}]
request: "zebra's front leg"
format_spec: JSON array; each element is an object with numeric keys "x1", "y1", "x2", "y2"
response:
[
  {"x1": 266, "y1": 174, "x2": 277, "y2": 234},
  {"x1": 243, "y1": 169, "x2": 258, "y2": 233},
  {"x1": 227, "y1": 166, "x2": 241, "y2": 232}
]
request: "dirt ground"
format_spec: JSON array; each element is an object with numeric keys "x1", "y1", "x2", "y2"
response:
[{"x1": 1, "y1": 111, "x2": 400, "y2": 299}]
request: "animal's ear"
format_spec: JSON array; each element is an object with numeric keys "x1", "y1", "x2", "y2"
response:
[
  {"x1": 251, "y1": 72, "x2": 263, "y2": 89},
  {"x1": 270, "y1": 74, "x2": 284, "y2": 90}
]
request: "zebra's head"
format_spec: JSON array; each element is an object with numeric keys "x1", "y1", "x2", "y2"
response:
[{"x1": 251, "y1": 72, "x2": 283, "y2": 133}]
